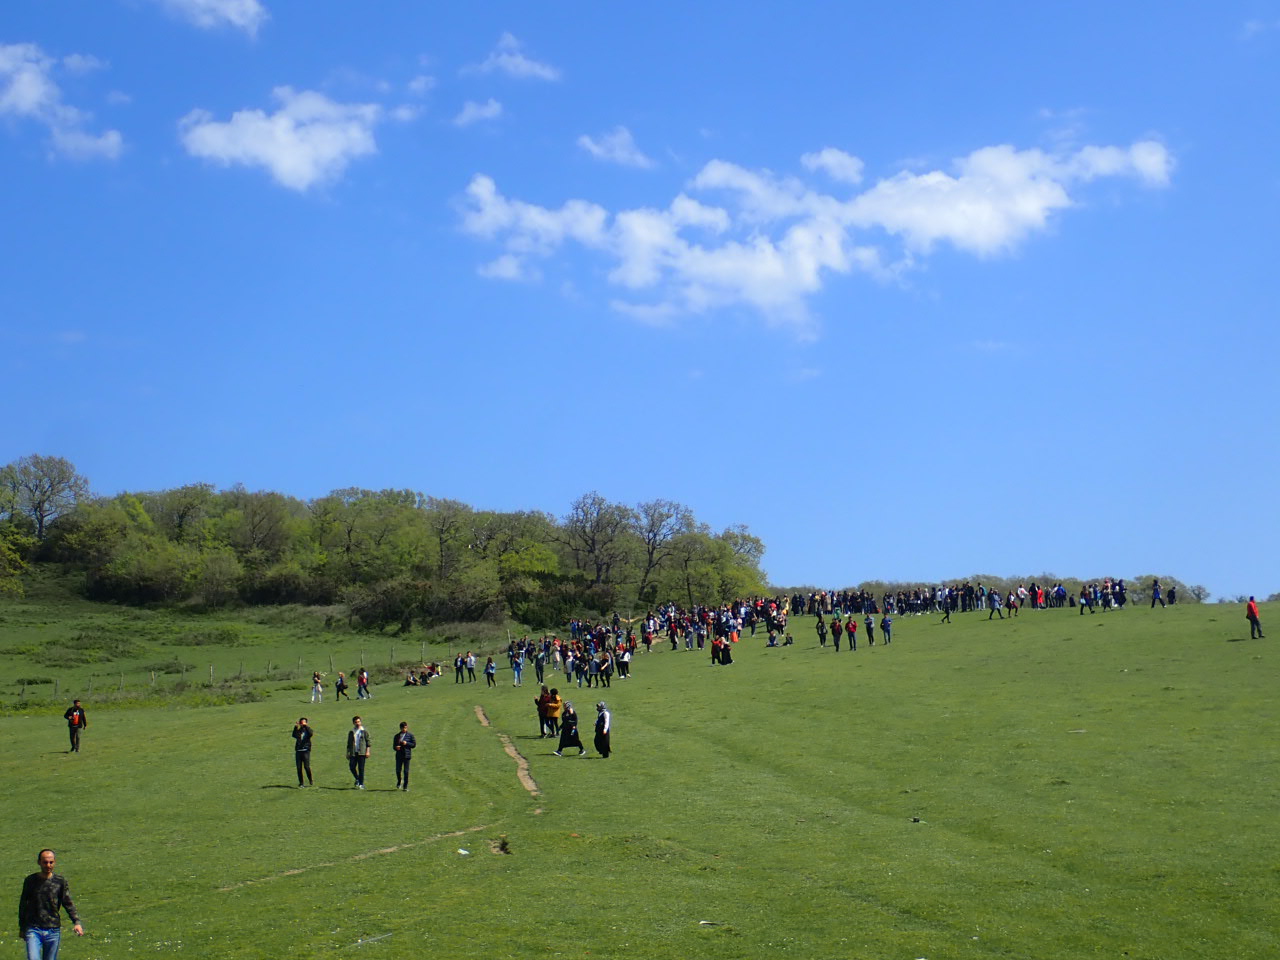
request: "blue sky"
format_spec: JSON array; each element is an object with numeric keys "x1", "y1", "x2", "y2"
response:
[{"x1": 3, "y1": 2, "x2": 1277, "y2": 598}]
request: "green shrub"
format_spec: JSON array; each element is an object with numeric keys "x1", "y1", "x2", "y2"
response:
[{"x1": 169, "y1": 626, "x2": 242, "y2": 647}]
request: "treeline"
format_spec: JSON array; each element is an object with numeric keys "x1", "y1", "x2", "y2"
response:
[{"x1": 0, "y1": 455, "x2": 768, "y2": 628}]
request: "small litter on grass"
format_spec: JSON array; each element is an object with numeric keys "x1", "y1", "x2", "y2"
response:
[
  {"x1": 698, "y1": 921, "x2": 721, "y2": 926},
  {"x1": 910, "y1": 817, "x2": 924, "y2": 823},
  {"x1": 355, "y1": 933, "x2": 393, "y2": 946},
  {"x1": 457, "y1": 849, "x2": 470, "y2": 856}
]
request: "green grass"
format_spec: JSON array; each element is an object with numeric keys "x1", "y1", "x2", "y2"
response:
[{"x1": 1, "y1": 590, "x2": 1276, "y2": 958}]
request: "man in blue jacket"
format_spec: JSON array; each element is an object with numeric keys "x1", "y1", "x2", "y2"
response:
[{"x1": 393, "y1": 721, "x2": 416, "y2": 791}]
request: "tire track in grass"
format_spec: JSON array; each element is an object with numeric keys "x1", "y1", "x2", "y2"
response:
[
  {"x1": 474, "y1": 705, "x2": 542, "y2": 806},
  {"x1": 217, "y1": 824, "x2": 492, "y2": 891}
]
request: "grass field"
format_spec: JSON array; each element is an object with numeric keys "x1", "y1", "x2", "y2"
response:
[{"x1": 2, "y1": 588, "x2": 1276, "y2": 959}]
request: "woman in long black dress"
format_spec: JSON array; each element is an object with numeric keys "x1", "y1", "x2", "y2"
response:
[{"x1": 555, "y1": 702, "x2": 585, "y2": 756}]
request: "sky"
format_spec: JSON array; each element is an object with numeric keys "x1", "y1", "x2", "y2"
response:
[{"x1": 2, "y1": 2, "x2": 1278, "y2": 599}]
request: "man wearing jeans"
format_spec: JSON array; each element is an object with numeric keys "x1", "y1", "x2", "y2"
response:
[
  {"x1": 62, "y1": 702, "x2": 86, "y2": 754},
  {"x1": 346, "y1": 716, "x2": 371, "y2": 790},
  {"x1": 18, "y1": 849, "x2": 84, "y2": 959}
]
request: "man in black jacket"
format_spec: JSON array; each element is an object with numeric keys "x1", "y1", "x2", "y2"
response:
[
  {"x1": 292, "y1": 718, "x2": 314, "y2": 787},
  {"x1": 19, "y1": 849, "x2": 84, "y2": 957},
  {"x1": 63, "y1": 701, "x2": 87, "y2": 753},
  {"x1": 393, "y1": 722, "x2": 416, "y2": 791}
]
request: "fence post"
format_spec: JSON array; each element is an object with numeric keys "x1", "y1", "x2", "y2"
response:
[
  {"x1": 210, "y1": 664, "x2": 215, "y2": 685},
  {"x1": 119, "y1": 672, "x2": 124, "y2": 692},
  {"x1": 151, "y1": 671, "x2": 156, "y2": 687},
  {"x1": 329, "y1": 653, "x2": 334, "y2": 673},
  {"x1": 54, "y1": 679, "x2": 59, "y2": 698},
  {"x1": 87, "y1": 677, "x2": 93, "y2": 696}
]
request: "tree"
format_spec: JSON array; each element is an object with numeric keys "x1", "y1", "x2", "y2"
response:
[
  {"x1": 423, "y1": 497, "x2": 472, "y2": 581},
  {"x1": 632, "y1": 499, "x2": 693, "y2": 604},
  {"x1": 144, "y1": 483, "x2": 216, "y2": 543},
  {"x1": 556, "y1": 492, "x2": 637, "y2": 586},
  {"x1": 0, "y1": 527, "x2": 34, "y2": 597},
  {"x1": 3, "y1": 454, "x2": 90, "y2": 539}
]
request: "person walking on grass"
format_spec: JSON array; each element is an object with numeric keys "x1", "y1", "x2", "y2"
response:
[
  {"x1": 335, "y1": 672, "x2": 351, "y2": 701},
  {"x1": 554, "y1": 702, "x2": 585, "y2": 756},
  {"x1": 880, "y1": 613, "x2": 892, "y2": 644},
  {"x1": 393, "y1": 721, "x2": 415, "y2": 791},
  {"x1": 545, "y1": 688, "x2": 563, "y2": 738},
  {"x1": 1247, "y1": 597, "x2": 1265, "y2": 639},
  {"x1": 19, "y1": 849, "x2": 84, "y2": 960},
  {"x1": 1150, "y1": 578, "x2": 1165, "y2": 609},
  {"x1": 831, "y1": 616, "x2": 842, "y2": 652},
  {"x1": 292, "y1": 717, "x2": 314, "y2": 787},
  {"x1": 988, "y1": 591, "x2": 1004, "y2": 619},
  {"x1": 484, "y1": 657, "x2": 497, "y2": 687},
  {"x1": 63, "y1": 700, "x2": 87, "y2": 754},
  {"x1": 346, "y1": 716, "x2": 371, "y2": 790},
  {"x1": 466, "y1": 651, "x2": 477, "y2": 682},
  {"x1": 815, "y1": 616, "x2": 827, "y2": 647},
  {"x1": 356, "y1": 668, "x2": 372, "y2": 699},
  {"x1": 864, "y1": 614, "x2": 876, "y2": 646},
  {"x1": 594, "y1": 702, "x2": 612, "y2": 758},
  {"x1": 311, "y1": 672, "x2": 323, "y2": 703},
  {"x1": 535, "y1": 686, "x2": 552, "y2": 737}
]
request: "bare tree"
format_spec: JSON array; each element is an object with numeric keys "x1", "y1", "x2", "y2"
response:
[
  {"x1": 556, "y1": 492, "x2": 637, "y2": 585},
  {"x1": 4, "y1": 454, "x2": 90, "y2": 538},
  {"x1": 633, "y1": 499, "x2": 693, "y2": 603}
]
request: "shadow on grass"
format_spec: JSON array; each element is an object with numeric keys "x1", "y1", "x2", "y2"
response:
[{"x1": 1227, "y1": 636, "x2": 1252, "y2": 642}]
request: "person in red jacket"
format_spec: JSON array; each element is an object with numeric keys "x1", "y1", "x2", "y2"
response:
[{"x1": 1246, "y1": 597, "x2": 1265, "y2": 639}]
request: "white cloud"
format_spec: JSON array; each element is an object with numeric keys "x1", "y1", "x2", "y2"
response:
[
  {"x1": 453, "y1": 98, "x2": 502, "y2": 127},
  {"x1": 1242, "y1": 18, "x2": 1280, "y2": 39},
  {"x1": 577, "y1": 126, "x2": 654, "y2": 168},
  {"x1": 478, "y1": 254, "x2": 533, "y2": 281},
  {"x1": 389, "y1": 104, "x2": 421, "y2": 123},
  {"x1": 0, "y1": 42, "x2": 124, "y2": 160},
  {"x1": 407, "y1": 74, "x2": 436, "y2": 96},
  {"x1": 801, "y1": 147, "x2": 864, "y2": 184},
  {"x1": 179, "y1": 86, "x2": 380, "y2": 191},
  {"x1": 468, "y1": 33, "x2": 560, "y2": 81},
  {"x1": 62, "y1": 53, "x2": 107, "y2": 75},
  {"x1": 461, "y1": 139, "x2": 1173, "y2": 328},
  {"x1": 152, "y1": 0, "x2": 268, "y2": 36}
]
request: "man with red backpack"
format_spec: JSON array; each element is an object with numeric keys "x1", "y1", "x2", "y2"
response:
[
  {"x1": 63, "y1": 700, "x2": 87, "y2": 753},
  {"x1": 1246, "y1": 597, "x2": 1265, "y2": 639}
]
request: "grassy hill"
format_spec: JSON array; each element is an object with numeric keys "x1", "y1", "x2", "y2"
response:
[{"x1": 1, "y1": 584, "x2": 1275, "y2": 958}]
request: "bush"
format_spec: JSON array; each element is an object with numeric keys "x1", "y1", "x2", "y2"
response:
[
  {"x1": 35, "y1": 630, "x2": 143, "y2": 666},
  {"x1": 169, "y1": 627, "x2": 242, "y2": 647}
]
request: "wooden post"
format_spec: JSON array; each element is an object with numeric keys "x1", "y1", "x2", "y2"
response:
[
  {"x1": 87, "y1": 677, "x2": 93, "y2": 696},
  {"x1": 329, "y1": 653, "x2": 334, "y2": 673},
  {"x1": 421, "y1": 641, "x2": 425, "y2": 663},
  {"x1": 54, "y1": 679, "x2": 59, "y2": 697},
  {"x1": 390, "y1": 644, "x2": 395, "y2": 665},
  {"x1": 150, "y1": 671, "x2": 155, "y2": 687},
  {"x1": 360, "y1": 649, "x2": 365, "y2": 666},
  {"x1": 119, "y1": 672, "x2": 124, "y2": 692},
  {"x1": 210, "y1": 664, "x2": 215, "y2": 685}
]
